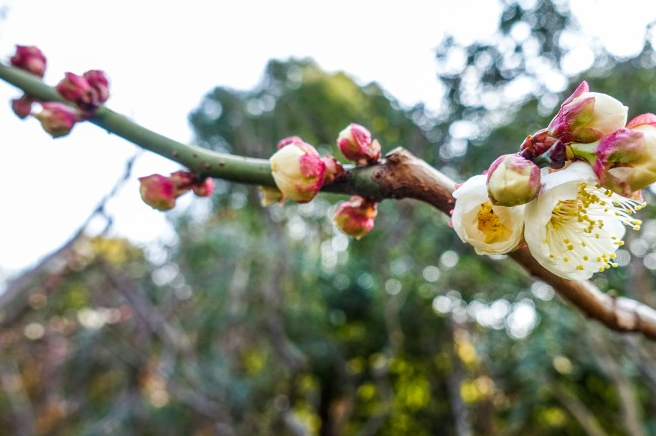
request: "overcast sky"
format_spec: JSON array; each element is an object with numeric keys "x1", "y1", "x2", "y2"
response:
[{"x1": 0, "y1": 0, "x2": 654, "y2": 283}]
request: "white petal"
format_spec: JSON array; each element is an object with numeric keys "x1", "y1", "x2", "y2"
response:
[
  {"x1": 452, "y1": 175, "x2": 524, "y2": 255},
  {"x1": 525, "y1": 163, "x2": 636, "y2": 280}
]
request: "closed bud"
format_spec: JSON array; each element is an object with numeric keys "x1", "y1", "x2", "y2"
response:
[
  {"x1": 11, "y1": 94, "x2": 35, "y2": 119},
  {"x1": 337, "y1": 123, "x2": 381, "y2": 165},
  {"x1": 192, "y1": 177, "x2": 215, "y2": 197},
  {"x1": 486, "y1": 154, "x2": 541, "y2": 206},
  {"x1": 10, "y1": 45, "x2": 46, "y2": 77},
  {"x1": 34, "y1": 102, "x2": 79, "y2": 138},
  {"x1": 270, "y1": 136, "x2": 326, "y2": 203},
  {"x1": 592, "y1": 113, "x2": 656, "y2": 196},
  {"x1": 83, "y1": 69, "x2": 110, "y2": 104},
  {"x1": 332, "y1": 196, "x2": 378, "y2": 239},
  {"x1": 548, "y1": 81, "x2": 627, "y2": 144},
  {"x1": 56, "y1": 72, "x2": 96, "y2": 112},
  {"x1": 138, "y1": 174, "x2": 177, "y2": 211}
]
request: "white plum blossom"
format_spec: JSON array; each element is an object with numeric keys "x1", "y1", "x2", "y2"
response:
[
  {"x1": 524, "y1": 162, "x2": 644, "y2": 280},
  {"x1": 452, "y1": 175, "x2": 525, "y2": 255}
]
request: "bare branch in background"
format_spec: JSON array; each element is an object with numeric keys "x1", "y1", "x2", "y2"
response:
[
  {"x1": 587, "y1": 326, "x2": 647, "y2": 436},
  {"x1": 0, "y1": 153, "x2": 140, "y2": 324},
  {"x1": 0, "y1": 358, "x2": 36, "y2": 436},
  {"x1": 551, "y1": 381, "x2": 609, "y2": 436}
]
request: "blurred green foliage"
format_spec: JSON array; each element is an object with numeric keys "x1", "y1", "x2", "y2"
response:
[{"x1": 3, "y1": 1, "x2": 656, "y2": 435}]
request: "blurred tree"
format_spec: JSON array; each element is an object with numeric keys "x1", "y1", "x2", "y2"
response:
[{"x1": 3, "y1": 1, "x2": 656, "y2": 435}]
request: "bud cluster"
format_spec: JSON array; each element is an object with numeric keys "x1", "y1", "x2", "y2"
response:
[
  {"x1": 7, "y1": 44, "x2": 110, "y2": 138},
  {"x1": 452, "y1": 80, "x2": 652, "y2": 281},
  {"x1": 139, "y1": 171, "x2": 215, "y2": 211},
  {"x1": 489, "y1": 80, "x2": 656, "y2": 205},
  {"x1": 56, "y1": 70, "x2": 110, "y2": 115},
  {"x1": 9, "y1": 46, "x2": 47, "y2": 120},
  {"x1": 265, "y1": 123, "x2": 383, "y2": 238}
]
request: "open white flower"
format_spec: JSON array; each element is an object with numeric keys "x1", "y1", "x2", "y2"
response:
[
  {"x1": 452, "y1": 175, "x2": 525, "y2": 255},
  {"x1": 524, "y1": 162, "x2": 645, "y2": 280}
]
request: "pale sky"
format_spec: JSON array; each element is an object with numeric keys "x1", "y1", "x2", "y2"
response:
[{"x1": 0, "y1": 0, "x2": 654, "y2": 282}]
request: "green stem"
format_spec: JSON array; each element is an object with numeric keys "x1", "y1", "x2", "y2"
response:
[
  {"x1": 0, "y1": 62, "x2": 270, "y2": 185},
  {"x1": 0, "y1": 62, "x2": 385, "y2": 198},
  {"x1": 91, "y1": 107, "x2": 274, "y2": 185}
]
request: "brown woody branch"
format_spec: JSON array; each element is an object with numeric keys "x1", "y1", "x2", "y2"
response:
[{"x1": 372, "y1": 148, "x2": 656, "y2": 341}]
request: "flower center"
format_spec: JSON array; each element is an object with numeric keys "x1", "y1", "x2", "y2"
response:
[
  {"x1": 546, "y1": 182, "x2": 645, "y2": 273},
  {"x1": 477, "y1": 202, "x2": 512, "y2": 244}
]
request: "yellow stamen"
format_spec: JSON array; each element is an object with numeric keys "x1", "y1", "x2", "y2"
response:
[{"x1": 477, "y1": 202, "x2": 512, "y2": 244}]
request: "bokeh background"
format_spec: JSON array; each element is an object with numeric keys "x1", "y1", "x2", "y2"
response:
[{"x1": 3, "y1": 1, "x2": 656, "y2": 435}]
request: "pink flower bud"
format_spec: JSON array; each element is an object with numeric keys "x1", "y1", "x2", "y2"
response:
[
  {"x1": 547, "y1": 81, "x2": 628, "y2": 144},
  {"x1": 138, "y1": 174, "x2": 177, "y2": 211},
  {"x1": 332, "y1": 196, "x2": 378, "y2": 239},
  {"x1": 10, "y1": 45, "x2": 46, "y2": 78},
  {"x1": 56, "y1": 71, "x2": 109, "y2": 113},
  {"x1": 192, "y1": 177, "x2": 215, "y2": 197},
  {"x1": 34, "y1": 102, "x2": 80, "y2": 138},
  {"x1": 337, "y1": 123, "x2": 381, "y2": 165},
  {"x1": 593, "y1": 114, "x2": 656, "y2": 196},
  {"x1": 11, "y1": 94, "x2": 35, "y2": 119},
  {"x1": 322, "y1": 154, "x2": 346, "y2": 184},
  {"x1": 56, "y1": 72, "x2": 96, "y2": 112},
  {"x1": 83, "y1": 69, "x2": 110, "y2": 104},
  {"x1": 270, "y1": 136, "x2": 326, "y2": 203},
  {"x1": 486, "y1": 154, "x2": 541, "y2": 206}
]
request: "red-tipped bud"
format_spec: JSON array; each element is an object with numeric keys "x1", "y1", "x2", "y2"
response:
[
  {"x1": 192, "y1": 177, "x2": 215, "y2": 197},
  {"x1": 10, "y1": 45, "x2": 46, "y2": 78},
  {"x1": 332, "y1": 196, "x2": 378, "y2": 240},
  {"x1": 337, "y1": 123, "x2": 381, "y2": 165},
  {"x1": 547, "y1": 81, "x2": 627, "y2": 144},
  {"x1": 138, "y1": 174, "x2": 177, "y2": 211},
  {"x1": 11, "y1": 94, "x2": 35, "y2": 119},
  {"x1": 486, "y1": 154, "x2": 541, "y2": 206},
  {"x1": 322, "y1": 154, "x2": 346, "y2": 184},
  {"x1": 56, "y1": 72, "x2": 96, "y2": 112},
  {"x1": 270, "y1": 136, "x2": 326, "y2": 203},
  {"x1": 34, "y1": 102, "x2": 80, "y2": 138},
  {"x1": 592, "y1": 115, "x2": 656, "y2": 196},
  {"x1": 83, "y1": 70, "x2": 110, "y2": 104}
]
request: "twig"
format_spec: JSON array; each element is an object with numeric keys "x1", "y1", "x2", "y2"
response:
[
  {"x1": 0, "y1": 358, "x2": 36, "y2": 436},
  {"x1": 551, "y1": 381, "x2": 609, "y2": 436},
  {"x1": 98, "y1": 258, "x2": 192, "y2": 355},
  {"x1": 0, "y1": 153, "x2": 140, "y2": 323},
  {"x1": 587, "y1": 326, "x2": 646, "y2": 436}
]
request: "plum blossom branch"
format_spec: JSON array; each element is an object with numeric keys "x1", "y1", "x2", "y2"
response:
[
  {"x1": 376, "y1": 149, "x2": 656, "y2": 340},
  {"x1": 2, "y1": 61, "x2": 656, "y2": 339}
]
